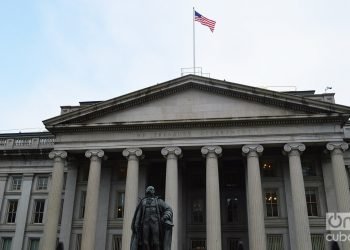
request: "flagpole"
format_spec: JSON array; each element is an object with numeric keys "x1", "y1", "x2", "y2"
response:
[{"x1": 193, "y1": 7, "x2": 196, "y2": 74}]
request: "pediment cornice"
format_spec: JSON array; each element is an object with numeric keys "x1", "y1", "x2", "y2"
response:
[{"x1": 47, "y1": 114, "x2": 347, "y2": 133}]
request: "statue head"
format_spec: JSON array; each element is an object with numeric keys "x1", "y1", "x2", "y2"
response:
[{"x1": 145, "y1": 186, "x2": 155, "y2": 196}]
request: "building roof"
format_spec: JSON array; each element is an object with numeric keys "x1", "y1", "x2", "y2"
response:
[{"x1": 42, "y1": 75, "x2": 350, "y2": 133}]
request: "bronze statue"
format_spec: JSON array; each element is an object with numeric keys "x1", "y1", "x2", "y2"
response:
[{"x1": 130, "y1": 186, "x2": 173, "y2": 250}]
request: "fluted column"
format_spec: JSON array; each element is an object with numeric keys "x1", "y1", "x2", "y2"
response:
[
  {"x1": 40, "y1": 150, "x2": 67, "y2": 250},
  {"x1": 326, "y1": 142, "x2": 350, "y2": 212},
  {"x1": 201, "y1": 146, "x2": 222, "y2": 250},
  {"x1": 242, "y1": 145, "x2": 266, "y2": 250},
  {"x1": 81, "y1": 150, "x2": 104, "y2": 250},
  {"x1": 121, "y1": 148, "x2": 144, "y2": 250},
  {"x1": 327, "y1": 142, "x2": 350, "y2": 250},
  {"x1": 162, "y1": 146, "x2": 182, "y2": 250},
  {"x1": 283, "y1": 143, "x2": 312, "y2": 250}
]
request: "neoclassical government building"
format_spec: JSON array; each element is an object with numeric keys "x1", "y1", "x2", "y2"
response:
[{"x1": 1, "y1": 75, "x2": 350, "y2": 250}]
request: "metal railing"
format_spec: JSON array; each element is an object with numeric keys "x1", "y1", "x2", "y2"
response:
[{"x1": 181, "y1": 67, "x2": 210, "y2": 77}]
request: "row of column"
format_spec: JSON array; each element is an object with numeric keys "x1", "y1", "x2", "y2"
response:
[
  {"x1": 244, "y1": 142, "x2": 350, "y2": 250},
  {"x1": 40, "y1": 150, "x2": 105, "y2": 250},
  {"x1": 40, "y1": 141, "x2": 349, "y2": 250}
]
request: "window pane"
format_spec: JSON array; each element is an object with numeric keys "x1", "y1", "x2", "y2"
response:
[
  {"x1": 2, "y1": 238, "x2": 12, "y2": 250},
  {"x1": 11, "y1": 176, "x2": 22, "y2": 190},
  {"x1": 116, "y1": 192, "x2": 125, "y2": 218},
  {"x1": 305, "y1": 188, "x2": 318, "y2": 216},
  {"x1": 112, "y1": 235, "x2": 122, "y2": 250},
  {"x1": 32, "y1": 200, "x2": 45, "y2": 223},
  {"x1": 261, "y1": 162, "x2": 276, "y2": 177},
  {"x1": 267, "y1": 234, "x2": 283, "y2": 250},
  {"x1": 29, "y1": 238, "x2": 40, "y2": 250},
  {"x1": 192, "y1": 199, "x2": 204, "y2": 224},
  {"x1": 37, "y1": 176, "x2": 48, "y2": 190},
  {"x1": 265, "y1": 191, "x2": 279, "y2": 217},
  {"x1": 191, "y1": 239, "x2": 206, "y2": 250},
  {"x1": 227, "y1": 196, "x2": 239, "y2": 223},
  {"x1": 228, "y1": 238, "x2": 245, "y2": 250},
  {"x1": 7, "y1": 200, "x2": 18, "y2": 223}
]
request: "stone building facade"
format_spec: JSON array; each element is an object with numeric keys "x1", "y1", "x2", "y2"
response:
[{"x1": 1, "y1": 75, "x2": 350, "y2": 250}]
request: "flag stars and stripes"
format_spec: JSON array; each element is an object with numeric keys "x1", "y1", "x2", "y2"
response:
[{"x1": 194, "y1": 11, "x2": 216, "y2": 32}]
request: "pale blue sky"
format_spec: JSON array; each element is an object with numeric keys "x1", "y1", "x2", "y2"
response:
[{"x1": 1, "y1": 0, "x2": 350, "y2": 132}]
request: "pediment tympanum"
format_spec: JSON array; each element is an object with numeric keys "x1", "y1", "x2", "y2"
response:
[{"x1": 87, "y1": 88, "x2": 307, "y2": 124}]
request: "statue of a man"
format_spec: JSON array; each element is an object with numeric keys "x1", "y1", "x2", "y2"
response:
[{"x1": 130, "y1": 186, "x2": 173, "y2": 250}]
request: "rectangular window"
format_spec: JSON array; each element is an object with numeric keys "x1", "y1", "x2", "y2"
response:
[
  {"x1": 305, "y1": 188, "x2": 318, "y2": 216},
  {"x1": 261, "y1": 161, "x2": 276, "y2": 177},
  {"x1": 266, "y1": 234, "x2": 283, "y2": 250},
  {"x1": 1, "y1": 238, "x2": 12, "y2": 250},
  {"x1": 10, "y1": 176, "x2": 22, "y2": 191},
  {"x1": 79, "y1": 191, "x2": 86, "y2": 218},
  {"x1": 192, "y1": 199, "x2": 204, "y2": 224},
  {"x1": 36, "y1": 176, "x2": 48, "y2": 190},
  {"x1": 28, "y1": 238, "x2": 40, "y2": 250},
  {"x1": 75, "y1": 234, "x2": 81, "y2": 250},
  {"x1": 265, "y1": 191, "x2": 279, "y2": 217},
  {"x1": 116, "y1": 192, "x2": 125, "y2": 218},
  {"x1": 227, "y1": 238, "x2": 243, "y2": 250},
  {"x1": 191, "y1": 239, "x2": 206, "y2": 250},
  {"x1": 32, "y1": 200, "x2": 45, "y2": 223},
  {"x1": 7, "y1": 200, "x2": 18, "y2": 223},
  {"x1": 226, "y1": 196, "x2": 239, "y2": 223},
  {"x1": 311, "y1": 234, "x2": 325, "y2": 250},
  {"x1": 112, "y1": 235, "x2": 122, "y2": 250}
]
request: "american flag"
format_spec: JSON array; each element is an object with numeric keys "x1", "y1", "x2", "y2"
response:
[{"x1": 194, "y1": 11, "x2": 216, "y2": 32}]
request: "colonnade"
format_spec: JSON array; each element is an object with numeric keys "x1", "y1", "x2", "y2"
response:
[{"x1": 40, "y1": 141, "x2": 349, "y2": 250}]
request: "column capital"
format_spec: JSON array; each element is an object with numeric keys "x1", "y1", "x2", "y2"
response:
[
  {"x1": 161, "y1": 146, "x2": 182, "y2": 159},
  {"x1": 49, "y1": 150, "x2": 68, "y2": 160},
  {"x1": 85, "y1": 149, "x2": 104, "y2": 160},
  {"x1": 201, "y1": 146, "x2": 222, "y2": 158},
  {"x1": 242, "y1": 144, "x2": 263, "y2": 157},
  {"x1": 326, "y1": 142, "x2": 349, "y2": 153},
  {"x1": 122, "y1": 148, "x2": 143, "y2": 160},
  {"x1": 283, "y1": 143, "x2": 305, "y2": 156}
]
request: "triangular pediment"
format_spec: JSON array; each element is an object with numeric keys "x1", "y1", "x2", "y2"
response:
[
  {"x1": 44, "y1": 75, "x2": 350, "y2": 132},
  {"x1": 86, "y1": 88, "x2": 308, "y2": 124}
]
